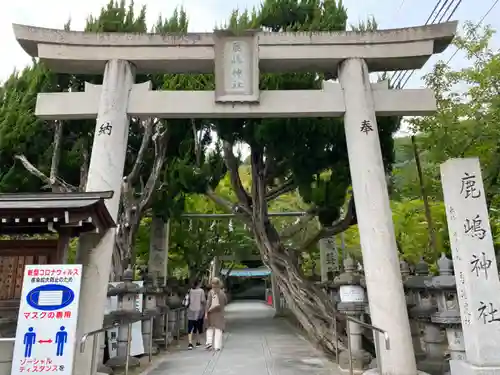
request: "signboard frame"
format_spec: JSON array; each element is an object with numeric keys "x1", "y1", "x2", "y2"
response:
[{"x1": 11, "y1": 264, "x2": 83, "y2": 375}]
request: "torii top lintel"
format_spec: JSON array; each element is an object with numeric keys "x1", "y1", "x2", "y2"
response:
[{"x1": 13, "y1": 22, "x2": 457, "y2": 75}]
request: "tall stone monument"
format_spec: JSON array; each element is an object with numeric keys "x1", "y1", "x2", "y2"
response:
[
  {"x1": 319, "y1": 237, "x2": 338, "y2": 282},
  {"x1": 13, "y1": 22, "x2": 457, "y2": 375},
  {"x1": 147, "y1": 217, "x2": 169, "y2": 285},
  {"x1": 441, "y1": 158, "x2": 500, "y2": 375}
]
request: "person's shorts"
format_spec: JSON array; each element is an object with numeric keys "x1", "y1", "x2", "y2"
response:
[{"x1": 188, "y1": 318, "x2": 204, "y2": 334}]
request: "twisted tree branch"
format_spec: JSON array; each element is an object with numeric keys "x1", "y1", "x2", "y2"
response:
[
  {"x1": 139, "y1": 122, "x2": 169, "y2": 213},
  {"x1": 128, "y1": 118, "x2": 154, "y2": 183},
  {"x1": 222, "y1": 140, "x2": 253, "y2": 212},
  {"x1": 279, "y1": 209, "x2": 317, "y2": 240},
  {"x1": 49, "y1": 120, "x2": 63, "y2": 185},
  {"x1": 191, "y1": 119, "x2": 204, "y2": 166},
  {"x1": 118, "y1": 118, "x2": 170, "y2": 268},
  {"x1": 265, "y1": 178, "x2": 296, "y2": 202},
  {"x1": 299, "y1": 196, "x2": 357, "y2": 251},
  {"x1": 15, "y1": 155, "x2": 76, "y2": 192}
]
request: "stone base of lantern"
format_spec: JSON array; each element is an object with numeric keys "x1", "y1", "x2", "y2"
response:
[
  {"x1": 166, "y1": 332, "x2": 173, "y2": 345},
  {"x1": 363, "y1": 368, "x2": 431, "y2": 375},
  {"x1": 450, "y1": 360, "x2": 500, "y2": 375},
  {"x1": 417, "y1": 356, "x2": 449, "y2": 375},
  {"x1": 338, "y1": 349, "x2": 371, "y2": 373},
  {"x1": 105, "y1": 355, "x2": 141, "y2": 370},
  {"x1": 97, "y1": 363, "x2": 113, "y2": 374},
  {"x1": 144, "y1": 344, "x2": 160, "y2": 356}
]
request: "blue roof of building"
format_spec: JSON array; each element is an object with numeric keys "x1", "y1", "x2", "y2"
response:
[{"x1": 220, "y1": 268, "x2": 271, "y2": 277}]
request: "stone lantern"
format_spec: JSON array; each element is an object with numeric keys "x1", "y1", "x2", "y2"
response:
[
  {"x1": 430, "y1": 253, "x2": 465, "y2": 367},
  {"x1": 141, "y1": 274, "x2": 160, "y2": 356},
  {"x1": 105, "y1": 268, "x2": 142, "y2": 370},
  {"x1": 405, "y1": 258, "x2": 444, "y2": 375},
  {"x1": 152, "y1": 282, "x2": 169, "y2": 346},
  {"x1": 401, "y1": 260, "x2": 426, "y2": 364},
  {"x1": 96, "y1": 284, "x2": 116, "y2": 375},
  {"x1": 333, "y1": 255, "x2": 371, "y2": 373},
  {"x1": 166, "y1": 284, "x2": 182, "y2": 340}
]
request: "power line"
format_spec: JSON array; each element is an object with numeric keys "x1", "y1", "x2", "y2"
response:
[
  {"x1": 430, "y1": 0, "x2": 451, "y2": 24},
  {"x1": 478, "y1": 0, "x2": 500, "y2": 24},
  {"x1": 425, "y1": 0, "x2": 446, "y2": 23},
  {"x1": 438, "y1": 0, "x2": 462, "y2": 22},
  {"x1": 382, "y1": 0, "x2": 408, "y2": 30},
  {"x1": 397, "y1": 0, "x2": 463, "y2": 88},
  {"x1": 446, "y1": 0, "x2": 499, "y2": 64},
  {"x1": 393, "y1": 0, "x2": 463, "y2": 88},
  {"x1": 395, "y1": 0, "x2": 459, "y2": 87},
  {"x1": 394, "y1": 0, "x2": 408, "y2": 15},
  {"x1": 390, "y1": 0, "x2": 449, "y2": 87}
]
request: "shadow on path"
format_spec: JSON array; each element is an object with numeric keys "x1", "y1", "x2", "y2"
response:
[{"x1": 148, "y1": 301, "x2": 341, "y2": 375}]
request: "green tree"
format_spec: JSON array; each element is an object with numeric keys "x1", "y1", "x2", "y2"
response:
[
  {"x1": 0, "y1": 0, "x2": 220, "y2": 278},
  {"x1": 409, "y1": 23, "x2": 500, "y2": 206},
  {"x1": 190, "y1": 2, "x2": 401, "y2": 354},
  {"x1": 166, "y1": 192, "x2": 257, "y2": 281},
  {"x1": 406, "y1": 22, "x2": 500, "y2": 251}
]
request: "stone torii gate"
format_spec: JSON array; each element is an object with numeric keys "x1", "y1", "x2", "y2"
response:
[{"x1": 13, "y1": 22, "x2": 457, "y2": 375}]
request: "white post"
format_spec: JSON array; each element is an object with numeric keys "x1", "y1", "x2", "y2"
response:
[
  {"x1": 74, "y1": 59, "x2": 134, "y2": 375},
  {"x1": 338, "y1": 58, "x2": 417, "y2": 375},
  {"x1": 441, "y1": 158, "x2": 500, "y2": 375}
]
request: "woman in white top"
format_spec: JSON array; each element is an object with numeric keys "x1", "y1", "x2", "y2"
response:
[{"x1": 187, "y1": 280, "x2": 206, "y2": 349}]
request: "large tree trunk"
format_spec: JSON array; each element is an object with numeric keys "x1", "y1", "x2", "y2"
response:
[
  {"x1": 253, "y1": 218, "x2": 346, "y2": 354},
  {"x1": 115, "y1": 118, "x2": 170, "y2": 270},
  {"x1": 201, "y1": 136, "x2": 353, "y2": 355},
  {"x1": 226, "y1": 145, "x2": 347, "y2": 355},
  {"x1": 411, "y1": 135, "x2": 437, "y2": 254}
]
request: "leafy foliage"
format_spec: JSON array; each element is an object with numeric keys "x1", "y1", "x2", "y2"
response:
[
  {"x1": 214, "y1": 3, "x2": 400, "y2": 227},
  {"x1": 390, "y1": 23, "x2": 500, "y2": 261},
  {"x1": 409, "y1": 23, "x2": 500, "y2": 206}
]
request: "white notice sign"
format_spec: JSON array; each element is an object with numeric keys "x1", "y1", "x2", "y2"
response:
[
  {"x1": 11, "y1": 264, "x2": 82, "y2": 375},
  {"x1": 340, "y1": 285, "x2": 365, "y2": 303}
]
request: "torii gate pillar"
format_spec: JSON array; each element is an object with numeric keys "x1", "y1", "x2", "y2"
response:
[
  {"x1": 74, "y1": 59, "x2": 135, "y2": 375},
  {"x1": 339, "y1": 58, "x2": 417, "y2": 375}
]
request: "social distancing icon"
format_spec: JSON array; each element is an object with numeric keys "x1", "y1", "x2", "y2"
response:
[
  {"x1": 23, "y1": 327, "x2": 36, "y2": 358},
  {"x1": 56, "y1": 327, "x2": 67, "y2": 356}
]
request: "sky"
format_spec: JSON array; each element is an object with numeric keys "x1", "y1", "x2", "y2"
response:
[
  {"x1": 0, "y1": 0, "x2": 498, "y2": 84},
  {"x1": 0, "y1": 0, "x2": 498, "y2": 141}
]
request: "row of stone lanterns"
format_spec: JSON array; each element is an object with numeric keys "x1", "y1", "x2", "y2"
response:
[
  {"x1": 277, "y1": 252, "x2": 466, "y2": 375},
  {"x1": 402, "y1": 254, "x2": 465, "y2": 375},
  {"x1": 96, "y1": 269, "x2": 189, "y2": 374}
]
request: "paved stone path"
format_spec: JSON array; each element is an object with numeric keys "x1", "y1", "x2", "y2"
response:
[{"x1": 148, "y1": 301, "x2": 341, "y2": 375}]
